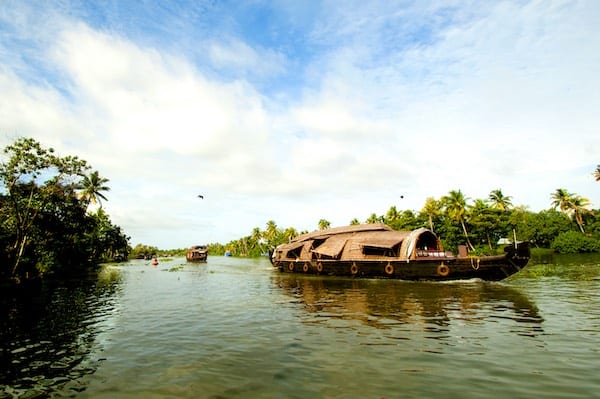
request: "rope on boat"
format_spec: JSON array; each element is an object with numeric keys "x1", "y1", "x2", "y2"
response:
[{"x1": 470, "y1": 257, "x2": 480, "y2": 270}]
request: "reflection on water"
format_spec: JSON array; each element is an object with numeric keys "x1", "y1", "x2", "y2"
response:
[
  {"x1": 0, "y1": 266, "x2": 122, "y2": 398},
  {"x1": 273, "y1": 275, "x2": 544, "y2": 338},
  {"x1": 1, "y1": 256, "x2": 600, "y2": 399}
]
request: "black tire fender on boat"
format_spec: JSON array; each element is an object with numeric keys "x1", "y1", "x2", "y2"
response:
[
  {"x1": 316, "y1": 262, "x2": 323, "y2": 273},
  {"x1": 303, "y1": 262, "x2": 309, "y2": 272},
  {"x1": 385, "y1": 263, "x2": 394, "y2": 275},
  {"x1": 350, "y1": 263, "x2": 359, "y2": 275},
  {"x1": 437, "y1": 263, "x2": 450, "y2": 277},
  {"x1": 288, "y1": 262, "x2": 295, "y2": 272}
]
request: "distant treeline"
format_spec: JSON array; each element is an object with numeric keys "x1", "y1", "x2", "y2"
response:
[{"x1": 214, "y1": 186, "x2": 600, "y2": 257}]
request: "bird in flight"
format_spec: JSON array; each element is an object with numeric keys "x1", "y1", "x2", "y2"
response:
[{"x1": 197, "y1": 195, "x2": 204, "y2": 199}]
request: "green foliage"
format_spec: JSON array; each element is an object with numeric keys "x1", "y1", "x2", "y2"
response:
[
  {"x1": 583, "y1": 209, "x2": 600, "y2": 237},
  {"x1": 0, "y1": 138, "x2": 129, "y2": 282},
  {"x1": 469, "y1": 246, "x2": 502, "y2": 256},
  {"x1": 207, "y1": 243, "x2": 225, "y2": 256},
  {"x1": 79, "y1": 170, "x2": 110, "y2": 209},
  {"x1": 159, "y1": 187, "x2": 598, "y2": 257},
  {"x1": 223, "y1": 220, "x2": 298, "y2": 257},
  {"x1": 468, "y1": 200, "x2": 502, "y2": 249},
  {"x1": 551, "y1": 231, "x2": 600, "y2": 254},
  {"x1": 318, "y1": 219, "x2": 331, "y2": 230},
  {"x1": 516, "y1": 209, "x2": 573, "y2": 247},
  {"x1": 385, "y1": 209, "x2": 420, "y2": 231},
  {"x1": 130, "y1": 243, "x2": 159, "y2": 258}
]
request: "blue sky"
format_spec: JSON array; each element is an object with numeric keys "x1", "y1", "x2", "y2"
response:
[{"x1": 1, "y1": 0, "x2": 599, "y2": 249}]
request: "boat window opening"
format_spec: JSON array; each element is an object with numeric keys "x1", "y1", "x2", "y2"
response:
[
  {"x1": 311, "y1": 239, "x2": 326, "y2": 249},
  {"x1": 362, "y1": 245, "x2": 397, "y2": 257},
  {"x1": 415, "y1": 233, "x2": 443, "y2": 257},
  {"x1": 286, "y1": 247, "x2": 303, "y2": 259}
]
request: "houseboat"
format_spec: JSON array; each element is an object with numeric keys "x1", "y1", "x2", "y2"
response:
[
  {"x1": 271, "y1": 224, "x2": 529, "y2": 281},
  {"x1": 186, "y1": 245, "x2": 208, "y2": 262}
]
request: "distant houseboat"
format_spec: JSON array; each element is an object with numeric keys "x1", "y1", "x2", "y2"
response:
[
  {"x1": 186, "y1": 245, "x2": 208, "y2": 262},
  {"x1": 271, "y1": 224, "x2": 530, "y2": 281}
]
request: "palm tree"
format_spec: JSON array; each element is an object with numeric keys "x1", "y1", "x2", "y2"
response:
[
  {"x1": 420, "y1": 197, "x2": 441, "y2": 233},
  {"x1": 283, "y1": 227, "x2": 298, "y2": 242},
  {"x1": 318, "y1": 219, "x2": 331, "y2": 230},
  {"x1": 442, "y1": 189, "x2": 474, "y2": 250},
  {"x1": 594, "y1": 165, "x2": 600, "y2": 181},
  {"x1": 571, "y1": 195, "x2": 592, "y2": 233},
  {"x1": 489, "y1": 189, "x2": 513, "y2": 211},
  {"x1": 79, "y1": 170, "x2": 110, "y2": 209},
  {"x1": 385, "y1": 206, "x2": 400, "y2": 224},
  {"x1": 507, "y1": 205, "x2": 529, "y2": 232},
  {"x1": 366, "y1": 213, "x2": 381, "y2": 224},
  {"x1": 250, "y1": 227, "x2": 264, "y2": 254},
  {"x1": 349, "y1": 218, "x2": 360, "y2": 225},
  {"x1": 550, "y1": 188, "x2": 572, "y2": 212},
  {"x1": 551, "y1": 189, "x2": 591, "y2": 233},
  {"x1": 264, "y1": 220, "x2": 279, "y2": 246},
  {"x1": 470, "y1": 198, "x2": 495, "y2": 249}
]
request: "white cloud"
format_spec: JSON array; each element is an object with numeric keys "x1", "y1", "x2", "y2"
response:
[
  {"x1": 0, "y1": 68, "x2": 86, "y2": 148},
  {"x1": 206, "y1": 37, "x2": 286, "y2": 78},
  {"x1": 1, "y1": 1, "x2": 599, "y2": 247},
  {"x1": 51, "y1": 25, "x2": 270, "y2": 157}
]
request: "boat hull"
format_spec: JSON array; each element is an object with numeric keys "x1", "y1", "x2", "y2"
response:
[
  {"x1": 186, "y1": 253, "x2": 207, "y2": 262},
  {"x1": 275, "y1": 253, "x2": 528, "y2": 281}
]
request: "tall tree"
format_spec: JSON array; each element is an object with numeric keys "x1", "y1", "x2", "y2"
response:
[
  {"x1": 318, "y1": 219, "x2": 331, "y2": 230},
  {"x1": 79, "y1": 170, "x2": 110, "y2": 209},
  {"x1": 442, "y1": 189, "x2": 474, "y2": 250},
  {"x1": 264, "y1": 220, "x2": 279, "y2": 246},
  {"x1": 489, "y1": 189, "x2": 513, "y2": 211},
  {"x1": 366, "y1": 213, "x2": 382, "y2": 224},
  {"x1": 550, "y1": 188, "x2": 572, "y2": 212},
  {"x1": 420, "y1": 197, "x2": 441, "y2": 233},
  {"x1": 551, "y1": 189, "x2": 591, "y2": 233},
  {"x1": 250, "y1": 227, "x2": 264, "y2": 255},
  {"x1": 571, "y1": 195, "x2": 592, "y2": 233},
  {"x1": 385, "y1": 206, "x2": 399, "y2": 224},
  {"x1": 469, "y1": 198, "x2": 500, "y2": 249},
  {"x1": 283, "y1": 227, "x2": 298, "y2": 242},
  {"x1": 0, "y1": 138, "x2": 89, "y2": 277}
]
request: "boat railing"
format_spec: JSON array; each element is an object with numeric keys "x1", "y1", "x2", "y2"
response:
[{"x1": 416, "y1": 250, "x2": 448, "y2": 258}]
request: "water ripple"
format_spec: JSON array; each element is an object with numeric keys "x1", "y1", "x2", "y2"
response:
[{"x1": 2, "y1": 257, "x2": 600, "y2": 398}]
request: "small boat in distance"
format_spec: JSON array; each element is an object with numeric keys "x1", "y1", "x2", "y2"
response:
[
  {"x1": 271, "y1": 224, "x2": 530, "y2": 281},
  {"x1": 186, "y1": 245, "x2": 208, "y2": 262}
]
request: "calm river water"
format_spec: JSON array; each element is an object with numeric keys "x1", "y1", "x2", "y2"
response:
[{"x1": 1, "y1": 254, "x2": 599, "y2": 399}]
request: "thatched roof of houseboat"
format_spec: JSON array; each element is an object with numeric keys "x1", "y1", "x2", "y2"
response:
[
  {"x1": 280, "y1": 224, "x2": 439, "y2": 261},
  {"x1": 291, "y1": 223, "x2": 393, "y2": 242}
]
